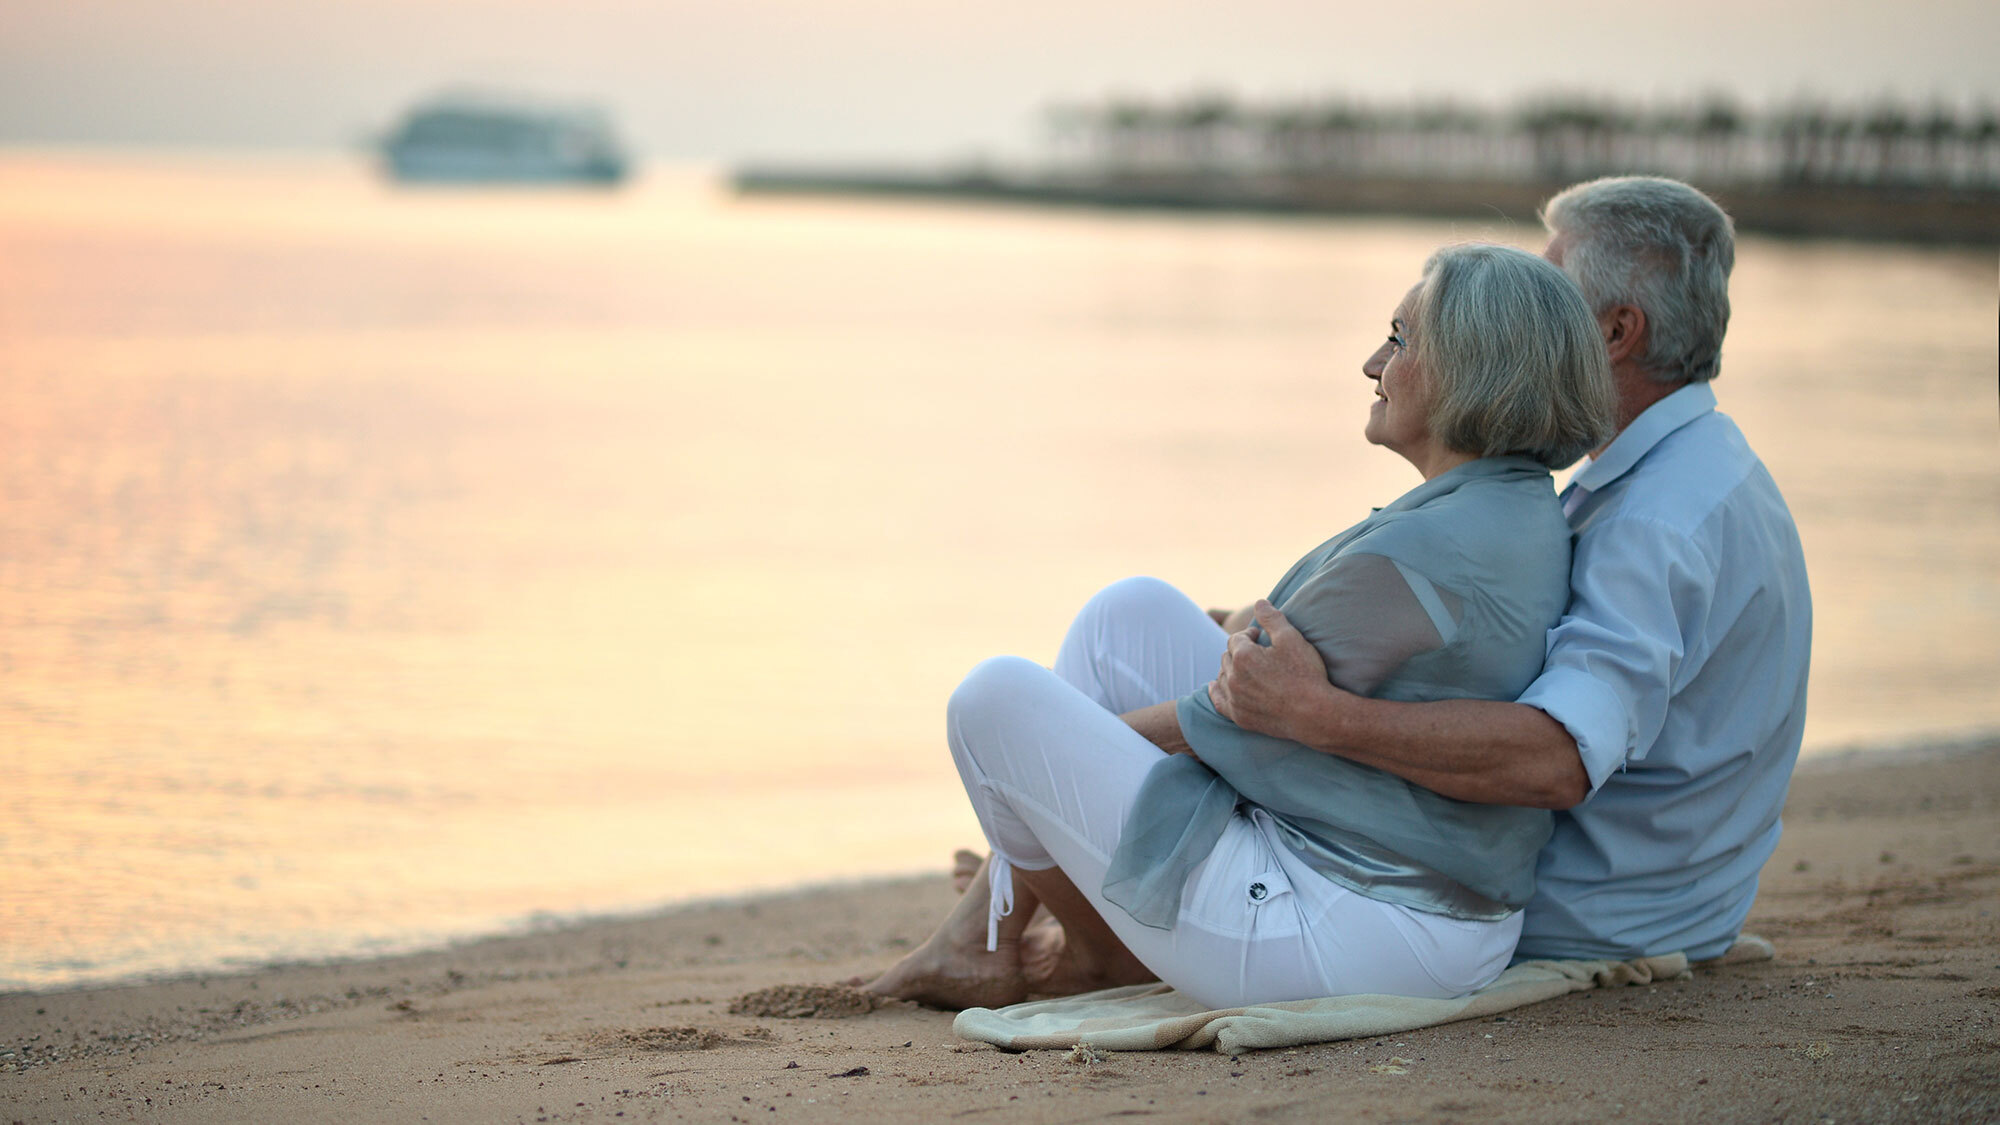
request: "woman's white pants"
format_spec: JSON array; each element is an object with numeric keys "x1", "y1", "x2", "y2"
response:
[{"x1": 947, "y1": 576, "x2": 1521, "y2": 1011}]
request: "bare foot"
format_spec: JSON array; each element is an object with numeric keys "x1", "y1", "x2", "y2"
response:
[
  {"x1": 863, "y1": 935, "x2": 1029, "y2": 1011},
  {"x1": 1020, "y1": 921, "x2": 1069, "y2": 994},
  {"x1": 1021, "y1": 922, "x2": 1158, "y2": 998},
  {"x1": 951, "y1": 849, "x2": 1055, "y2": 929},
  {"x1": 950, "y1": 848, "x2": 983, "y2": 895}
]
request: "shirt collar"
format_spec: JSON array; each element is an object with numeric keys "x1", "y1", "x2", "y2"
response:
[
  {"x1": 1569, "y1": 382, "x2": 1717, "y2": 492},
  {"x1": 1376, "y1": 454, "x2": 1550, "y2": 517}
]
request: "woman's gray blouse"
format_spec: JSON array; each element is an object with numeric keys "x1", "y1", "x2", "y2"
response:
[{"x1": 1101, "y1": 456, "x2": 1572, "y2": 930}]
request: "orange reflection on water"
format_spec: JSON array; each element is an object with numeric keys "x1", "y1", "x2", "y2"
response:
[{"x1": 1, "y1": 153, "x2": 1994, "y2": 987}]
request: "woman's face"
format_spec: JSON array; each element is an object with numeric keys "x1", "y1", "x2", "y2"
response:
[{"x1": 1362, "y1": 282, "x2": 1434, "y2": 461}]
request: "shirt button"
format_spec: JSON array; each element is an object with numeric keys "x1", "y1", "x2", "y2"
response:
[{"x1": 1248, "y1": 882, "x2": 1268, "y2": 902}]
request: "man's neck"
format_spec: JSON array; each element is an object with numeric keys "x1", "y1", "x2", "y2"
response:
[{"x1": 1609, "y1": 365, "x2": 1690, "y2": 438}]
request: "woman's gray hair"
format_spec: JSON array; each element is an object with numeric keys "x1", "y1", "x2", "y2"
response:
[
  {"x1": 1539, "y1": 176, "x2": 1735, "y2": 385},
  {"x1": 1409, "y1": 243, "x2": 1617, "y2": 470}
]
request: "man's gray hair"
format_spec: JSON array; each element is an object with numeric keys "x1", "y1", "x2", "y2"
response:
[
  {"x1": 1410, "y1": 243, "x2": 1617, "y2": 470},
  {"x1": 1540, "y1": 176, "x2": 1735, "y2": 385}
]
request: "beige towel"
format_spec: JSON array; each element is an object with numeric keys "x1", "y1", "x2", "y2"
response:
[{"x1": 952, "y1": 934, "x2": 1773, "y2": 1056}]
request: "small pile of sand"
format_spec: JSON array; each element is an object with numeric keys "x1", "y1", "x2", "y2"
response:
[
  {"x1": 728, "y1": 984, "x2": 883, "y2": 1019},
  {"x1": 586, "y1": 1026, "x2": 727, "y2": 1052}
]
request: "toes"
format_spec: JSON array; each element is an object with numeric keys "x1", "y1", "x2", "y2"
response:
[{"x1": 950, "y1": 848, "x2": 984, "y2": 893}]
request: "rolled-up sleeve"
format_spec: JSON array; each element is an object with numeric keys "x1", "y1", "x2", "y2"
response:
[{"x1": 1517, "y1": 516, "x2": 1716, "y2": 794}]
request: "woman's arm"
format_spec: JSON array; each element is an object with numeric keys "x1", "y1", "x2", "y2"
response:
[
  {"x1": 1122, "y1": 700, "x2": 1197, "y2": 758},
  {"x1": 1208, "y1": 604, "x2": 1258, "y2": 632}
]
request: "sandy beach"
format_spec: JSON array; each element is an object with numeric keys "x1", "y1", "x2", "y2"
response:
[{"x1": 2, "y1": 740, "x2": 1996, "y2": 1123}]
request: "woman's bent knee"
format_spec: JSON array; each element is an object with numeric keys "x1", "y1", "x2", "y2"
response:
[
  {"x1": 947, "y1": 656, "x2": 1056, "y2": 734},
  {"x1": 1082, "y1": 576, "x2": 1189, "y2": 624}
]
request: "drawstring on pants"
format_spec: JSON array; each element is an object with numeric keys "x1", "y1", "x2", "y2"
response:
[{"x1": 986, "y1": 856, "x2": 1015, "y2": 952}]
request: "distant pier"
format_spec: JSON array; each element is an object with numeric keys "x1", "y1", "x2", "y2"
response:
[
  {"x1": 733, "y1": 167, "x2": 1999, "y2": 245},
  {"x1": 734, "y1": 93, "x2": 2000, "y2": 245}
]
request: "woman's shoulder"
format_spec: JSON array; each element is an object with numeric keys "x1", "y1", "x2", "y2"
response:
[
  {"x1": 1356, "y1": 464, "x2": 1570, "y2": 575},
  {"x1": 1451, "y1": 464, "x2": 1570, "y2": 534},
  {"x1": 1368, "y1": 462, "x2": 1568, "y2": 544}
]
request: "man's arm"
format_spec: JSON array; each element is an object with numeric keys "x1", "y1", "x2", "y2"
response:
[{"x1": 1209, "y1": 601, "x2": 1589, "y2": 809}]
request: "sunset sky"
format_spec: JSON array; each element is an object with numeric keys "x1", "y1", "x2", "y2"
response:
[{"x1": 4, "y1": 0, "x2": 1997, "y2": 159}]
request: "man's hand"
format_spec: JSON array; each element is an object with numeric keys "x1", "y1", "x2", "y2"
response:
[
  {"x1": 1209, "y1": 600, "x2": 1589, "y2": 809},
  {"x1": 1209, "y1": 599, "x2": 1344, "y2": 743}
]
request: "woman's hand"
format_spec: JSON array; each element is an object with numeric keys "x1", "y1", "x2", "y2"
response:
[
  {"x1": 1208, "y1": 604, "x2": 1259, "y2": 632},
  {"x1": 1209, "y1": 600, "x2": 1339, "y2": 743}
]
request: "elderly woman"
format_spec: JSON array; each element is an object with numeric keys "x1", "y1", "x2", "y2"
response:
[{"x1": 868, "y1": 243, "x2": 1616, "y2": 1011}]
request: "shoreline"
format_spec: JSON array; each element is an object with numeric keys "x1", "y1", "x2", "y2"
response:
[
  {"x1": 12, "y1": 729, "x2": 1997, "y2": 1000},
  {"x1": 1793, "y1": 726, "x2": 2000, "y2": 773},
  {"x1": 0, "y1": 870, "x2": 949, "y2": 1001},
  {"x1": 4, "y1": 737, "x2": 1997, "y2": 1121}
]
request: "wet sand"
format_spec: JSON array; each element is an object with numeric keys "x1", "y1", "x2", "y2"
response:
[{"x1": 4, "y1": 740, "x2": 1997, "y2": 1123}]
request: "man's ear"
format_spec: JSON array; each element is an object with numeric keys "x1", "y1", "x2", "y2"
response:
[{"x1": 1601, "y1": 304, "x2": 1647, "y2": 366}]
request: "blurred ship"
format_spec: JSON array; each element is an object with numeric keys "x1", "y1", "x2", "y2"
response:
[{"x1": 381, "y1": 95, "x2": 630, "y2": 185}]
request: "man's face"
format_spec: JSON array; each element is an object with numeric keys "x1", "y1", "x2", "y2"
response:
[
  {"x1": 1542, "y1": 230, "x2": 1570, "y2": 269},
  {"x1": 1541, "y1": 229, "x2": 1613, "y2": 347}
]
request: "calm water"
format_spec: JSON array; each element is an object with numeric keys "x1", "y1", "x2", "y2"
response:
[{"x1": 2, "y1": 153, "x2": 1995, "y2": 991}]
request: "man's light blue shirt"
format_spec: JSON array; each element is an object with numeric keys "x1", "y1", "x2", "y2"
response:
[{"x1": 1515, "y1": 383, "x2": 1813, "y2": 962}]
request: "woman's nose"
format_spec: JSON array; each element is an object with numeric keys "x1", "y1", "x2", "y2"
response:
[{"x1": 1363, "y1": 342, "x2": 1391, "y2": 378}]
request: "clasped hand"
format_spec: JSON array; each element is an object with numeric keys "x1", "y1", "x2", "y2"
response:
[{"x1": 1208, "y1": 599, "x2": 1331, "y2": 744}]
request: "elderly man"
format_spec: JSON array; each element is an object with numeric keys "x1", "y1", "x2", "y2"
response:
[{"x1": 1211, "y1": 175, "x2": 1812, "y2": 962}]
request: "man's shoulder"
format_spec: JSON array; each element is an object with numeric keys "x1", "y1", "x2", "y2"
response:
[
  {"x1": 1572, "y1": 409, "x2": 1810, "y2": 619},
  {"x1": 1587, "y1": 410, "x2": 1790, "y2": 542}
]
